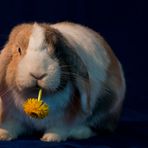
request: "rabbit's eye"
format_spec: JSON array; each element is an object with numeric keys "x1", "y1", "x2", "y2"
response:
[{"x1": 18, "y1": 47, "x2": 22, "y2": 55}]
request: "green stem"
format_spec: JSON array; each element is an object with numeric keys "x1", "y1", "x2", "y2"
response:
[{"x1": 38, "y1": 89, "x2": 42, "y2": 101}]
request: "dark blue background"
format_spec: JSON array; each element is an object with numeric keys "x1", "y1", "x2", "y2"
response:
[{"x1": 0, "y1": 0, "x2": 147, "y2": 147}]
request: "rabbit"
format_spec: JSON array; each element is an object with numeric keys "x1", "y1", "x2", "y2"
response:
[{"x1": 0, "y1": 22, "x2": 126, "y2": 142}]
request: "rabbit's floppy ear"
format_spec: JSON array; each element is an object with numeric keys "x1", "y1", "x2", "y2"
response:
[
  {"x1": 52, "y1": 30, "x2": 91, "y2": 114},
  {"x1": 0, "y1": 23, "x2": 31, "y2": 89},
  {"x1": 0, "y1": 44, "x2": 12, "y2": 88}
]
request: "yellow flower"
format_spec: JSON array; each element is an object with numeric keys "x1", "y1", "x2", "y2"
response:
[
  {"x1": 23, "y1": 89, "x2": 49, "y2": 119},
  {"x1": 23, "y1": 98, "x2": 49, "y2": 119}
]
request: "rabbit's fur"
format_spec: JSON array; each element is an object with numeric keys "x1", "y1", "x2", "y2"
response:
[{"x1": 0, "y1": 22, "x2": 125, "y2": 141}]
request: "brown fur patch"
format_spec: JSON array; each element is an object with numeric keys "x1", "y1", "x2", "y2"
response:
[
  {"x1": 95, "y1": 33, "x2": 124, "y2": 91},
  {"x1": 103, "y1": 42, "x2": 123, "y2": 88},
  {"x1": 0, "y1": 46, "x2": 12, "y2": 89},
  {"x1": 4, "y1": 24, "x2": 33, "y2": 87},
  {"x1": 0, "y1": 97, "x2": 4, "y2": 123},
  {"x1": 65, "y1": 87, "x2": 82, "y2": 124},
  {"x1": 40, "y1": 23, "x2": 58, "y2": 44},
  {"x1": 10, "y1": 24, "x2": 33, "y2": 54}
]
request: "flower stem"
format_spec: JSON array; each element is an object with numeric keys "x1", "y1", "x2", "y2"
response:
[{"x1": 38, "y1": 89, "x2": 42, "y2": 101}]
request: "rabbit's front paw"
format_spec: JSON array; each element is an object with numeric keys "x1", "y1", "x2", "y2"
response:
[
  {"x1": 0, "y1": 129, "x2": 13, "y2": 141},
  {"x1": 41, "y1": 133, "x2": 66, "y2": 142}
]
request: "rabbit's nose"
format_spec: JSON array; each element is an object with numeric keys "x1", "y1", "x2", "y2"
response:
[{"x1": 30, "y1": 73, "x2": 47, "y2": 80}]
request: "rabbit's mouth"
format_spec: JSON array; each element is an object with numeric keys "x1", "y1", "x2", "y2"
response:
[
  {"x1": 16, "y1": 77, "x2": 65, "y2": 95},
  {"x1": 16, "y1": 70, "x2": 61, "y2": 92}
]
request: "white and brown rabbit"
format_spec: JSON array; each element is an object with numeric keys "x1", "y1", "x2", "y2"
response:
[{"x1": 0, "y1": 22, "x2": 125, "y2": 141}]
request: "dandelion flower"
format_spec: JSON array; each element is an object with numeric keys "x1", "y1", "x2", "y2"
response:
[{"x1": 23, "y1": 89, "x2": 49, "y2": 119}]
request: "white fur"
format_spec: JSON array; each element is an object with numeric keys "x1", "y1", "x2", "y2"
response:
[{"x1": 28, "y1": 23, "x2": 45, "y2": 51}]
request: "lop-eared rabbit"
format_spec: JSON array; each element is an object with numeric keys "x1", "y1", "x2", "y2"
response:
[{"x1": 0, "y1": 22, "x2": 125, "y2": 141}]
